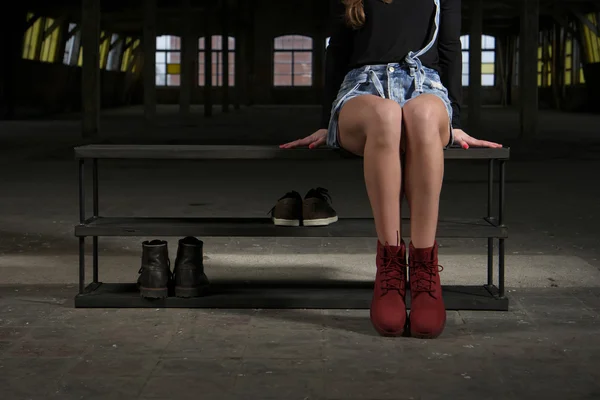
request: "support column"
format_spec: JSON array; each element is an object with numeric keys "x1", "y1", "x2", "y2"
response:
[
  {"x1": 313, "y1": 0, "x2": 326, "y2": 103},
  {"x1": 0, "y1": 7, "x2": 26, "y2": 119},
  {"x1": 246, "y1": 1, "x2": 255, "y2": 106},
  {"x1": 468, "y1": 0, "x2": 482, "y2": 134},
  {"x1": 82, "y1": 0, "x2": 101, "y2": 138},
  {"x1": 519, "y1": 0, "x2": 539, "y2": 139},
  {"x1": 234, "y1": 10, "x2": 243, "y2": 110},
  {"x1": 143, "y1": 0, "x2": 157, "y2": 122},
  {"x1": 222, "y1": 1, "x2": 230, "y2": 113},
  {"x1": 204, "y1": 5, "x2": 213, "y2": 117},
  {"x1": 179, "y1": 0, "x2": 193, "y2": 117},
  {"x1": 504, "y1": 36, "x2": 514, "y2": 106}
]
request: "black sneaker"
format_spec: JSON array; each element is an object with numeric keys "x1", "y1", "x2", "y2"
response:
[
  {"x1": 302, "y1": 187, "x2": 338, "y2": 226},
  {"x1": 270, "y1": 190, "x2": 303, "y2": 226}
]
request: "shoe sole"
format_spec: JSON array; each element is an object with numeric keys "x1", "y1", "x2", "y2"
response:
[
  {"x1": 272, "y1": 218, "x2": 300, "y2": 226},
  {"x1": 175, "y1": 285, "x2": 209, "y2": 298},
  {"x1": 409, "y1": 317, "x2": 447, "y2": 339},
  {"x1": 303, "y1": 216, "x2": 339, "y2": 227},
  {"x1": 140, "y1": 287, "x2": 168, "y2": 299}
]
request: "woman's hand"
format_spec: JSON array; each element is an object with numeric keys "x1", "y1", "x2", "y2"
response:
[
  {"x1": 280, "y1": 129, "x2": 327, "y2": 149},
  {"x1": 453, "y1": 129, "x2": 502, "y2": 150}
]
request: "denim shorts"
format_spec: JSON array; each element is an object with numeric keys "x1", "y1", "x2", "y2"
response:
[{"x1": 326, "y1": 63, "x2": 454, "y2": 149}]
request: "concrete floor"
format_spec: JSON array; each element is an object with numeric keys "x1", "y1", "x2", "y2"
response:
[{"x1": 1, "y1": 105, "x2": 600, "y2": 399}]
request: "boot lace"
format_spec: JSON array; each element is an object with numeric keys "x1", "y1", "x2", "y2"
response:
[
  {"x1": 379, "y1": 248, "x2": 406, "y2": 295},
  {"x1": 411, "y1": 261, "x2": 444, "y2": 298}
]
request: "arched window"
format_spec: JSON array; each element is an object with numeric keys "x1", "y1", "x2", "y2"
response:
[
  {"x1": 156, "y1": 35, "x2": 181, "y2": 86},
  {"x1": 460, "y1": 35, "x2": 495, "y2": 87},
  {"x1": 198, "y1": 36, "x2": 235, "y2": 87},
  {"x1": 273, "y1": 35, "x2": 313, "y2": 87}
]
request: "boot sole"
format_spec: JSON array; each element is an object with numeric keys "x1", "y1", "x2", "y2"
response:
[
  {"x1": 409, "y1": 317, "x2": 447, "y2": 339},
  {"x1": 140, "y1": 287, "x2": 168, "y2": 299},
  {"x1": 175, "y1": 285, "x2": 209, "y2": 298}
]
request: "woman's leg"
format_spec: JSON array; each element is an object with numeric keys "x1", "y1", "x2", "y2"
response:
[
  {"x1": 401, "y1": 93, "x2": 450, "y2": 339},
  {"x1": 402, "y1": 94, "x2": 450, "y2": 247},
  {"x1": 338, "y1": 95, "x2": 403, "y2": 245},
  {"x1": 338, "y1": 94, "x2": 408, "y2": 336}
]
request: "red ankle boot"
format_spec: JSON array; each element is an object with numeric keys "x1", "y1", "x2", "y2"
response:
[
  {"x1": 408, "y1": 242, "x2": 446, "y2": 338},
  {"x1": 370, "y1": 240, "x2": 407, "y2": 336}
]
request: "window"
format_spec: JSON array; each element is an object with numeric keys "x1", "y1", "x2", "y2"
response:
[
  {"x1": 22, "y1": 13, "x2": 42, "y2": 60},
  {"x1": 99, "y1": 32, "x2": 110, "y2": 69},
  {"x1": 198, "y1": 36, "x2": 235, "y2": 87},
  {"x1": 63, "y1": 23, "x2": 80, "y2": 65},
  {"x1": 537, "y1": 32, "x2": 552, "y2": 87},
  {"x1": 39, "y1": 18, "x2": 60, "y2": 63},
  {"x1": 273, "y1": 35, "x2": 313, "y2": 87},
  {"x1": 121, "y1": 38, "x2": 140, "y2": 72},
  {"x1": 106, "y1": 34, "x2": 122, "y2": 71},
  {"x1": 156, "y1": 35, "x2": 181, "y2": 86},
  {"x1": 581, "y1": 12, "x2": 600, "y2": 63},
  {"x1": 460, "y1": 35, "x2": 496, "y2": 86}
]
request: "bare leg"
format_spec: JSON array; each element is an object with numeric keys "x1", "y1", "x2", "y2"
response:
[
  {"x1": 402, "y1": 94, "x2": 450, "y2": 248},
  {"x1": 338, "y1": 95, "x2": 403, "y2": 245},
  {"x1": 339, "y1": 95, "x2": 407, "y2": 336},
  {"x1": 401, "y1": 94, "x2": 449, "y2": 339}
]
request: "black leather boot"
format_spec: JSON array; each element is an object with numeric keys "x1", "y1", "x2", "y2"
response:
[
  {"x1": 174, "y1": 236, "x2": 209, "y2": 298},
  {"x1": 137, "y1": 240, "x2": 172, "y2": 299}
]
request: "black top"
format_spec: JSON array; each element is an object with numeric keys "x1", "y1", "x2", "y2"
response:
[{"x1": 321, "y1": 0, "x2": 463, "y2": 129}]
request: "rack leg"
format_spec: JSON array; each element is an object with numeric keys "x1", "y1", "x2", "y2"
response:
[
  {"x1": 498, "y1": 160, "x2": 506, "y2": 298},
  {"x1": 92, "y1": 159, "x2": 99, "y2": 283},
  {"x1": 487, "y1": 160, "x2": 494, "y2": 286},
  {"x1": 499, "y1": 238, "x2": 505, "y2": 298},
  {"x1": 78, "y1": 159, "x2": 86, "y2": 294},
  {"x1": 487, "y1": 238, "x2": 494, "y2": 286},
  {"x1": 79, "y1": 237, "x2": 86, "y2": 294}
]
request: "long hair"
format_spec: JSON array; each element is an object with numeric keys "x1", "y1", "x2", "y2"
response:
[{"x1": 343, "y1": 0, "x2": 392, "y2": 29}]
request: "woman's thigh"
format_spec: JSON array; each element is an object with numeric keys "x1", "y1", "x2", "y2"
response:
[{"x1": 338, "y1": 95, "x2": 403, "y2": 157}]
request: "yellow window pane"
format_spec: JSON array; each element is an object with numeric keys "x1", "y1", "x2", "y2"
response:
[
  {"x1": 481, "y1": 63, "x2": 494, "y2": 74},
  {"x1": 537, "y1": 47, "x2": 542, "y2": 58},
  {"x1": 537, "y1": 61, "x2": 543, "y2": 73},
  {"x1": 566, "y1": 40, "x2": 572, "y2": 55},
  {"x1": 40, "y1": 25, "x2": 59, "y2": 63},
  {"x1": 167, "y1": 63, "x2": 181, "y2": 74},
  {"x1": 537, "y1": 73, "x2": 542, "y2": 86},
  {"x1": 99, "y1": 38, "x2": 109, "y2": 69},
  {"x1": 580, "y1": 69, "x2": 585, "y2": 83},
  {"x1": 565, "y1": 55, "x2": 572, "y2": 68},
  {"x1": 78, "y1": 47, "x2": 83, "y2": 66},
  {"x1": 565, "y1": 72, "x2": 572, "y2": 85},
  {"x1": 121, "y1": 48, "x2": 131, "y2": 71},
  {"x1": 23, "y1": 18, "x2": 42, "y2": 60}
]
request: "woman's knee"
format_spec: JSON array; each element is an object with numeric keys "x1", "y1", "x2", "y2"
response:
[
  {"x1": 403, "y1": 96, "x2": 447, "y2": 145},
  {"x1": 364, "y1": 100, "x2": 403, "y2": 148}
]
